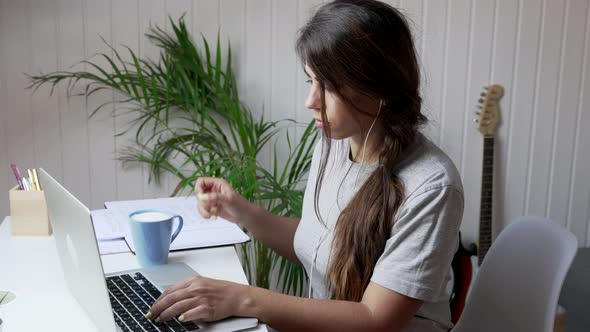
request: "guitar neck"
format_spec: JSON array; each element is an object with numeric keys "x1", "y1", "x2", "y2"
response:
[{"x1": 478, "y1": 136, "x2": 494, "y2": 265}]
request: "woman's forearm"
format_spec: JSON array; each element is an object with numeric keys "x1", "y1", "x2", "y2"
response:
[
  {"x1": 237, "y1": 286, "x2": 394, "y2": 332},
  {"x1": 240, "y1": 203, "x2": 301, "y2": 262}
]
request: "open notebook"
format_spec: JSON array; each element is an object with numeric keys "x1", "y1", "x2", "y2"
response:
[{"x1": 92, "y1": 196, "x2": 250, "y2": 254}]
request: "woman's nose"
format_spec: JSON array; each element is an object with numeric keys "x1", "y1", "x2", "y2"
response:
[{"x1": 305, "y1": 84, "x2": 320, "y2": 110}]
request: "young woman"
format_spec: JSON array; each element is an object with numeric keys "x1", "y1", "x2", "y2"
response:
[{"x1": 147, "y1": 1, "x2": 464, "y2": 331}]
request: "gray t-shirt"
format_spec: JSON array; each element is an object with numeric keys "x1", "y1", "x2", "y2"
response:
[{"x1": 293, "y1": 133, "x2": 464, "y2": 331}]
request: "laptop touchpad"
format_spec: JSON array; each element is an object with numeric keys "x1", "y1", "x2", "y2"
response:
[{"x1": 140, "y1": 263, "x2": 200, "y2": 290}]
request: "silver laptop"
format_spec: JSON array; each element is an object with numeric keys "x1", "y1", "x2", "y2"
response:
[{"x1": 38, "y1": 168, "x2": 258, "y2": 332}]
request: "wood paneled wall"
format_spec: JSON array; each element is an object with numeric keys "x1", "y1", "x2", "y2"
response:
[{"x1": 1, "y1": 0, "x2": 589, "y2": 246}]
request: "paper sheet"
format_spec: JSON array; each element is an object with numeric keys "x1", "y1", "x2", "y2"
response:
[
  {"x1": 99, "y1": 196, "x2": 250, "y2": 251},
  {"x1": 91, "y1": 209, "x2": 127, "y2": 241},
  {"x1": 97, "y1": 239, "x2": 131, "y2": 255},
  {"x1": 104, "y1": 196, "x2": 234, "y2": 231}
]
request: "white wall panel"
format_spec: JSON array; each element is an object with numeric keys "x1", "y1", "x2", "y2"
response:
[
  {"x1": 549, "y1": 0, "x2": 588, "y2": 231},
  {"x1": 502, "y1": 0, "x2": 543, "y2": 233},
  {"x1": 86, "y1": 0, "x2": 117, "y2": 209},
  {"x1": 421, "y1": 0, "x2": 448, "y2": 144},
  {"x1": 244, "y1": 0, "x2": 272, "y2": 121},
  {"x1": 461, "y1": 0, "x2": 496, "y2": 249},
  {"x1": 399, "y1": 0, "x2": 422, "y2": 30},
  {"x1": 1, "y1": 0, "x2": 590, "y2": 246},
  {"x1": 399, "y1": 0, "x2": 424, "y2": 59},
  {"x1": 111, "y1": 0, "x2": 143, "y2": 201},
  {"x1": 2, "y1": 0, "x2": 36, "y2": 202},
  {"x1": 57, "y1": 0, "x2": 91, "y2": 205},
  {"x1": 526, "y1": 0, "x2": 566, "y2": 217},
  {"x1": 271, "y1": 0, "x2": 299, "y2": 171},
  {"x1": 166, "y1": 0, "x2": 193, "y2": 30},
  {"x1": 246, "y1": 0, "x2": 272, "y2": 169},
  {"x1": 491, "y1": 0, "x2": 519, "y2": 237},
  {"x1": 139, "y1": 0, "x2": 168, "y2": 199},
  {"x1": 164, "y1": 0, "x2": 194, "y2": 196},
  {"x1": 295, "y1": 0, "x2": 324, "y2": 143},
  {"x1": 0, "y1": 0, "x2": 10, "y2": 216},
  {"x1": 220, "y1": 0, "x2": 246, "y2": 96},
  {"x1": 440, "y1": 0, "x2": 471, "y2": 168},
  {"x1": 567, "y1": 1, "x2": 590, "y2": 245},
  {"x1": 30, "y1": 0, "x2": 62, "y2": 184},
  {"x1": 194, "y1": 0, "x2": 219, "y2": 48}
]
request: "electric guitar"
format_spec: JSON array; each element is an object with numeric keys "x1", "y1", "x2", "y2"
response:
[
  {"x1": 450, "y1": 84, "x2": 504, "y2": 323},
  {"x1": 475, "y1": 84, "x2": 503, "y2": 265}
]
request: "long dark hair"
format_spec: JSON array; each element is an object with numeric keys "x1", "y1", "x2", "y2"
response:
[{"x1": 296, "y1": 0, "x2": 427, "y2": 301}]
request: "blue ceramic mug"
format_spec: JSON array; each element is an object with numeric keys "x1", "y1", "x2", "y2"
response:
[{"x1": 128, "y1": 209, "x2": 183, "y2": 267}]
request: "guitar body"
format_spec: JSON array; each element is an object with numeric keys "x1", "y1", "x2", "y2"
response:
[
  {"x1": 450, "y1": 234, "x2": 477, "y2": 324},
  {"x1": 449, "y1": 84, "x2": 503, "y2": 324}
]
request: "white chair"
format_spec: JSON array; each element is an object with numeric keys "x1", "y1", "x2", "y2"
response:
[{"x1": 452, "y1": 216, "x2": 578, "y2": 332}]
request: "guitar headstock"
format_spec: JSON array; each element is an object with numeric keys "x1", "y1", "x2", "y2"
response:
[{"x1": 475, "y1": 84, "x2": 504, "y2": 137}]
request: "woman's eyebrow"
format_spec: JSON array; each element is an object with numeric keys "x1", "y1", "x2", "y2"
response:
[{"x1": 303, "y1": 67, "x2": 312, "y2": 78}]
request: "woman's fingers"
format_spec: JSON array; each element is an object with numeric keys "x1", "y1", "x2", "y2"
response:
[
  {"x1": 196, "y1": 191, "x2": 223, "y2": 220},
  {"x1": 195, "y1": 177, "x2": 230, "y2": 196},
  {"x1": 196, "y1": 196, "x2": 213, "y2": 218},
  {"x1": 148, "y1": 276, "x2": 197, "y2": 319},
  {"x1": 194, "y1": 177, "x2": 240, "y2": 222},
  {"x1": 195, "y1": 177, "x2": 217, "y2": 194},
  {"x1": 196, "y1": 192, "x2": 209, "y2": 201},
  {"x1": 157, "y1": 297, "x2": 200, "y2": 322},
  {"x1": 149, "y1": 290, "x2": 194, "y2": 321},
  {"x1": 196, "y1": 193, "x2": 216, "y2": 219},
  {"x1": 153, "y1": 276, "x2": 194, "y2": 303},
  {"x1": 147, "y1": 276, "x2": 239, "y2": 324},
  {"x1": 180, "y1": 304, "x2": 215, "y2": 322}
]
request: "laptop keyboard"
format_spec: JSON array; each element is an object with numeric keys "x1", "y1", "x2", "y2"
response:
[{"x1": 107, "y1": 272, "x2": 200, "y2": 331}]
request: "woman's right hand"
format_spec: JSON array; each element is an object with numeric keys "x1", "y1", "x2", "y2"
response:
[{"x1": 194, "y1": 177, "x2": 250, "y2": 224}]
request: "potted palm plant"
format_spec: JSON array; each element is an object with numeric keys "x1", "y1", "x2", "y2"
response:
[{"x1": 28, "y1": 16, "x2": 317, "y2": 296}]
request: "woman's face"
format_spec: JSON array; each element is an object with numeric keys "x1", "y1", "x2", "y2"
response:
[{"x1": 304, "y1": 64, "x2": 379, "y2": 140}]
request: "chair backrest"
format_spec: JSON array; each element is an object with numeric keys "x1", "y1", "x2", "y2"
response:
[{"x1": 452, "y1": 216, "x2": 578, "y2": 332}]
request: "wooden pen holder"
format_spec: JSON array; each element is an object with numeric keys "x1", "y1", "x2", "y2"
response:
[{"x1": 9, "y1": 185, "x2": 52, "y2": 236}]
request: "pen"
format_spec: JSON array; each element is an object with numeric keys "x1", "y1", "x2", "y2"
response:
[
  {"x1": 27, "y1": 169, "x2": 35, "y2": 190},
  {"x1": 28, "y1": 168, "x2": 39, "y2": 191},
  {"x1": 10, "y1": 164, "x2": 24, "y2": 190},
  {"x1": 31, "y1": 176, "x2": 38, "y2": 191},
  {"x1": 22, "y1": 177, "x2": 30, "y2": 191},
  {"x1": 32, "y1": 168, "x2": 41, "y2": 190}
]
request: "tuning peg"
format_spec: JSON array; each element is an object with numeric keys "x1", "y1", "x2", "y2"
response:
[
  {"x1": 473, "y1": 118, "x2": 479, "y2": 123},
  {"x1": 477, "y1": 104, "x2": 483, "y2": 109},
  {"x1": 478, "y1": 98, "x2": 484, "y2": 104},
  {"x1": 475, "y1": 110, "x2": 481, "y2": 116},
  {"x1": 480, "y1": 92, "x2": 486, "y2": 97},
  {"x1": 483, "y1": 86, "x2": 489, "y2": 90}
]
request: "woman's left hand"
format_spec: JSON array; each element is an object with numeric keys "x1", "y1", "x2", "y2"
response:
[{"x1": 147, "y1": 275, "x2": 246, "y2": 322}]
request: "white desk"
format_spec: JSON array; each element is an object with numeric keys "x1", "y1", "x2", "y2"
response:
[{"x1": 0, "y1": 217, "x2": 267, "y2": 332}]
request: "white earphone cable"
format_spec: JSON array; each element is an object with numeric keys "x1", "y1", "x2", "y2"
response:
[
  {"x1": 353, "y1": 99, "x2": 383, "y2": 189},
  {"x1": 308, "y1": 230, "x2": 328, "y2": 298},
  {"x1": 308, "y1": 100, "x2": 383, "y2": 298}
]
